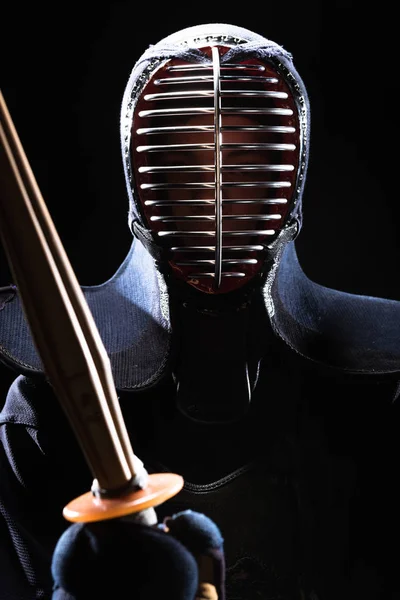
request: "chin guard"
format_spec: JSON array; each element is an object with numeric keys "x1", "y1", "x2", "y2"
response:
[{"x1": 172, "y1": 300, "x2": 260, "y2": 423}]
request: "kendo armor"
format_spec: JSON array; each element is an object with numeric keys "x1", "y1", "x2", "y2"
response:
[{"x1": 1, "y1": 23, "x2": 400, "y2": 600}]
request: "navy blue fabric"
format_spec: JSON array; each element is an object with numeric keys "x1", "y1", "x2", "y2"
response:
[
  {"x1": 270, "y1": 242, "x2": 400, "y2": 373},
  {"x1": 51, "y1": 520, "x2": 198, "y2": 599},
  {"x1": 164, "y1": 509, "x2": 224, "y2": 553},
  {"x1": 0, "y1": 238, "x2": 171, "y2": 389}
]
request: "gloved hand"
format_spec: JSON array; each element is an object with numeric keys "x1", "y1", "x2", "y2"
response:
[
  {"x1": 162, "y1": 510, "x2": 225, "y2": 600},
  {"x1": 51, "y1": 509, "x2": 224, "y2": 600}
]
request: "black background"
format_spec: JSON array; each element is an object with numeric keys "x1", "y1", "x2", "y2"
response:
[{"x1": 1, "y1": 1, "x2": 399, "y2": 394}]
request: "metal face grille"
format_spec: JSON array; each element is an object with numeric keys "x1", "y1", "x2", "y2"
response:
[{"x1": 131, "y1": 46, "x2": 301, "y2": 294}]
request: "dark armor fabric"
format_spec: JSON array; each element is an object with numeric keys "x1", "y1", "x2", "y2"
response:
[{"x1": 0, "y1": 345, "x2": 399, "y2": 599}]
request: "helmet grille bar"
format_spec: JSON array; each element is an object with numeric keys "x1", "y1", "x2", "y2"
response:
[
  {"x1": 131, "y1": 48, "x2": 302, "y2": 294},
  {"x1": 136, "y1": 142, "x2": 295, "y2": 152},
  {"x1": 138, "y1": 107, "x2": 293, "y2": 117},
  {"x1": 144, "y1": 199, "x2": 288, "y2": 207},
  {"x1": 170, "y1": 245, "x2": 264, "y2": 252},
  {"x1": 137, "y1": 125, "x2": 295, "y2": 135},
  {"x1": 167, "y1": 63, "x2": 266, "y2": 72},
  {"x1": 143, "y1": 90, "x2": 288, "y2": 101},
  {"x1": 154, "y1": 75, "x2": 279, "y2": 84},
  {"x1": 212, "y1": 46, "x2": 222, "y2": 288}
]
